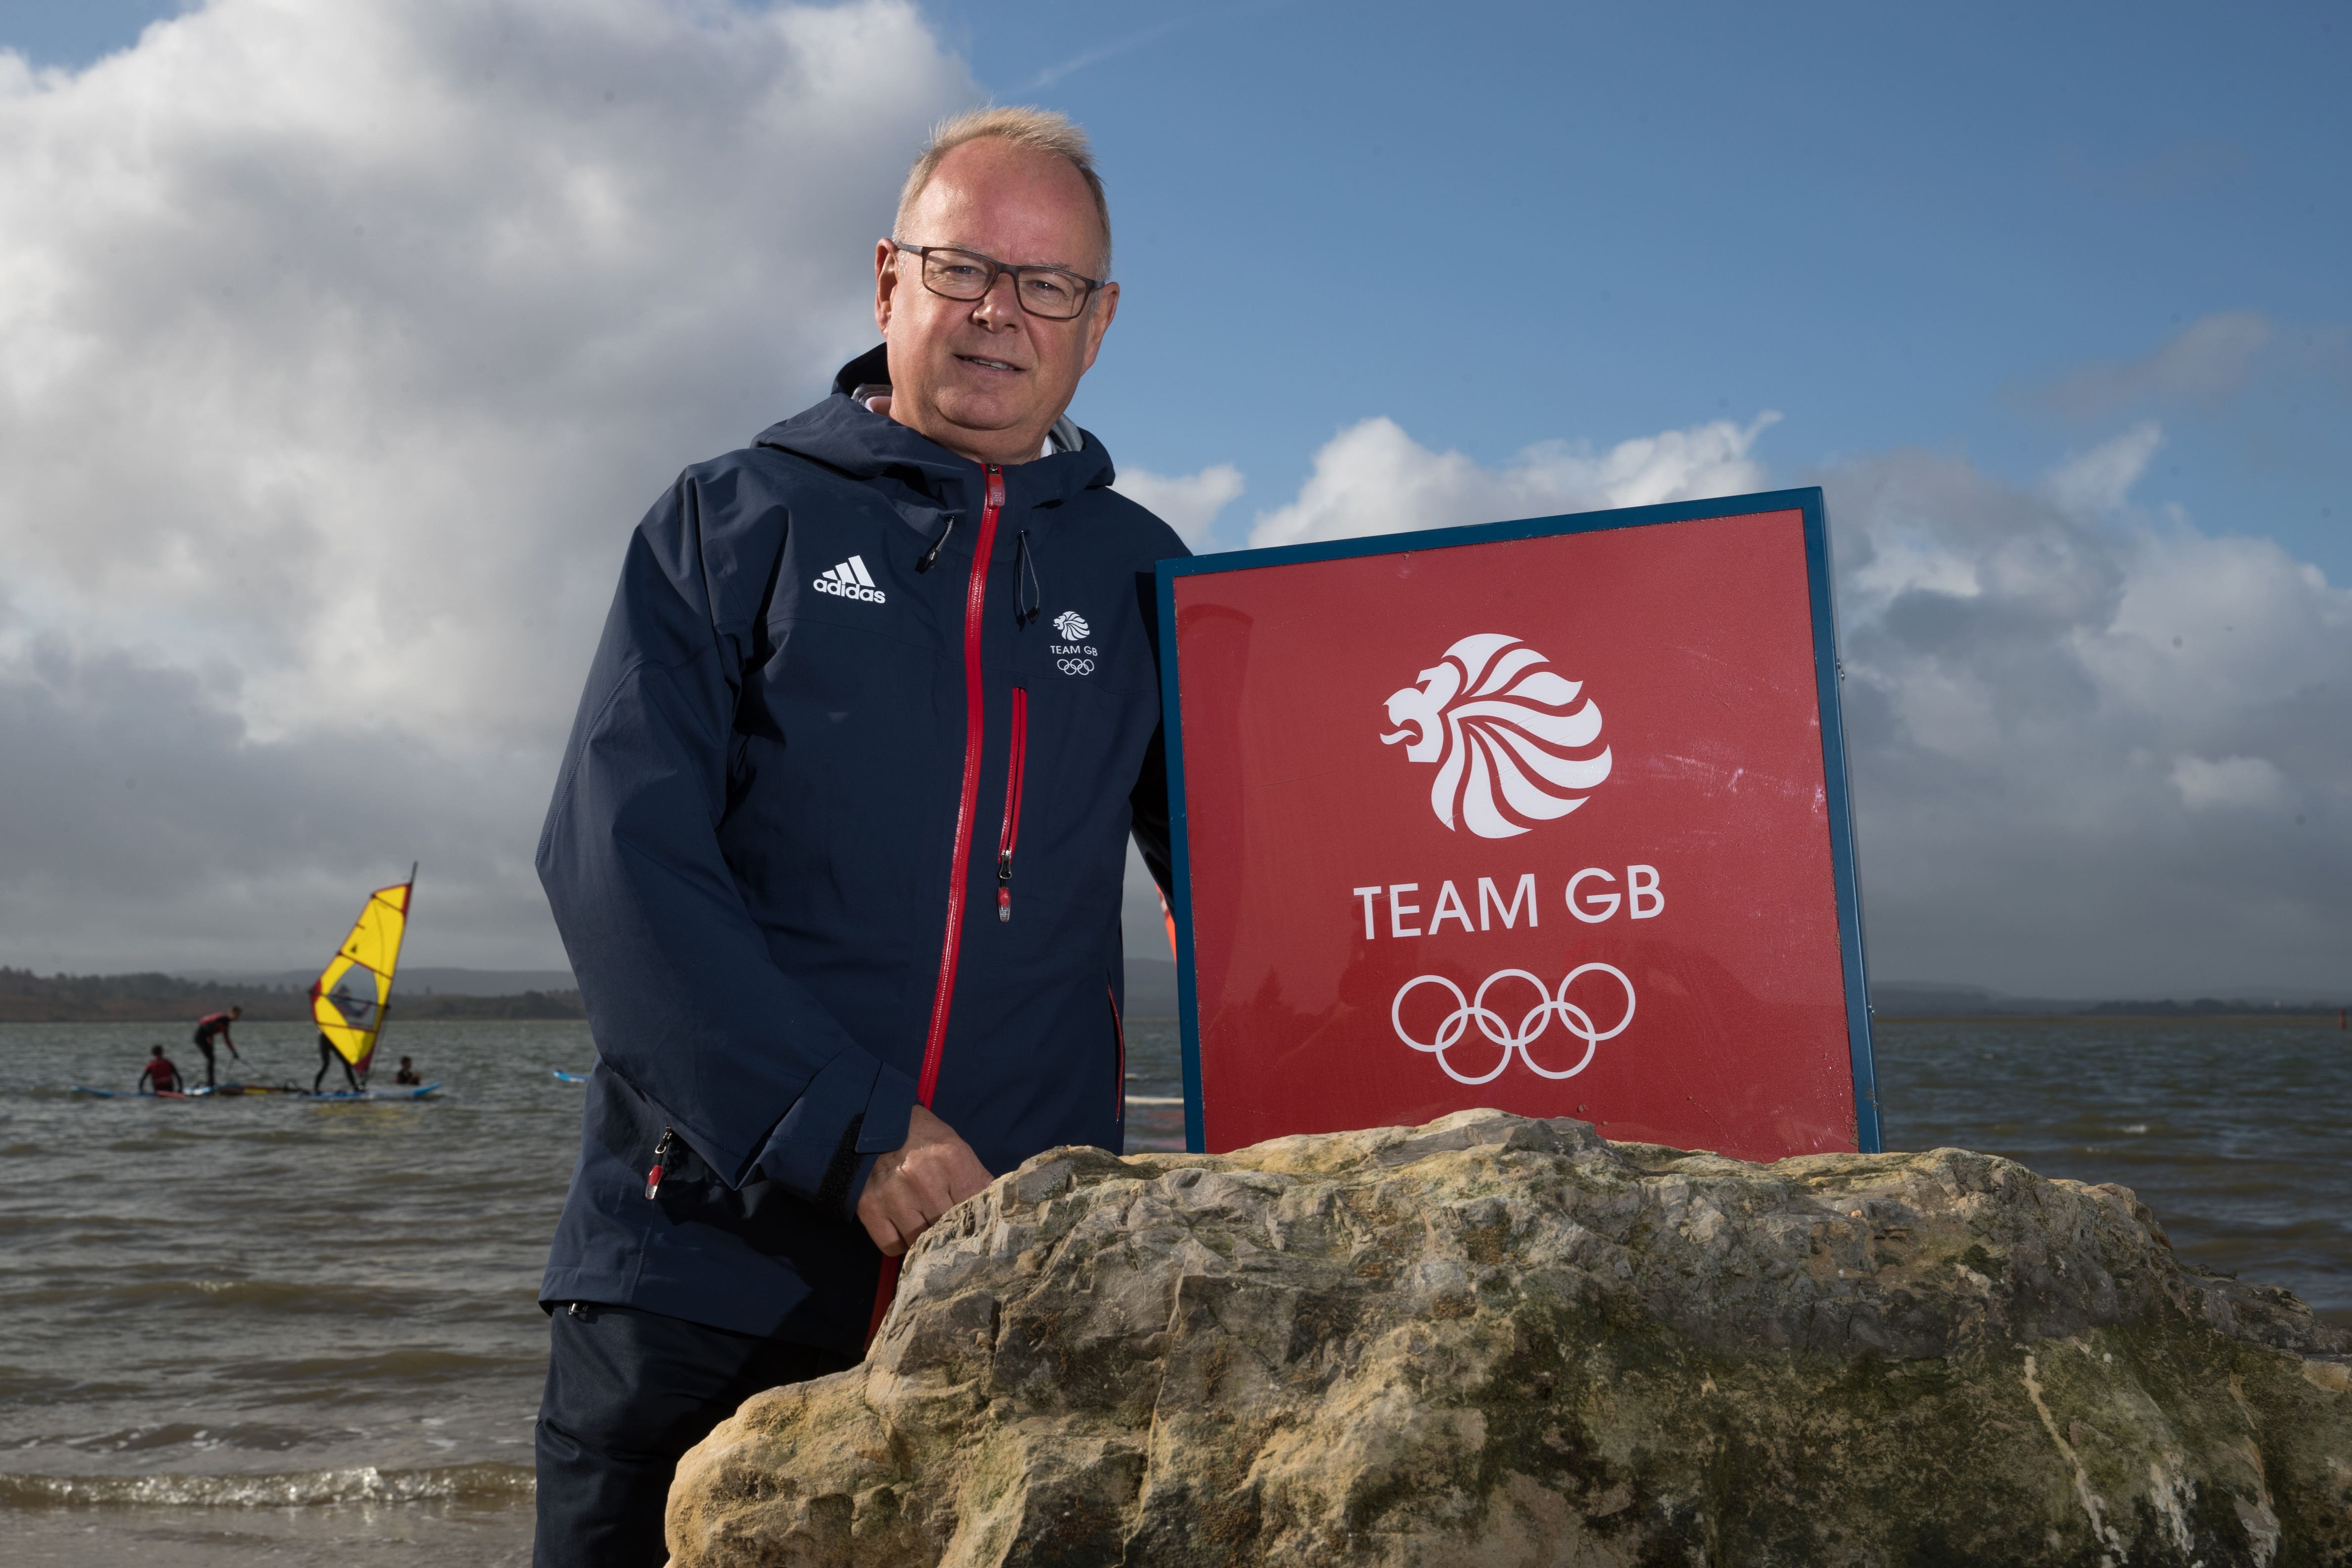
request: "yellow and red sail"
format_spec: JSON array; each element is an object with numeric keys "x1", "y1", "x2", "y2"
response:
[{"x1": 311, "y1": 868, "x2": 415, "y2": 1077}]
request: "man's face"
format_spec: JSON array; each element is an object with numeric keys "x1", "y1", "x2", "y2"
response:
[{"x1": 875, "y1": 139, "x2": 1118, "y2": 468}]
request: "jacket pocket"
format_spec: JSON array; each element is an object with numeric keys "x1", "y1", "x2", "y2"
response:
[{"x1": 996, "y1": 686, "x2": 1028, "y2": 923}]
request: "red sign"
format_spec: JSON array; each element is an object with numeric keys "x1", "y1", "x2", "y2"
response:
[{"x1": 1155, "y1": 490, "x2": 1876, "y2": 1162}]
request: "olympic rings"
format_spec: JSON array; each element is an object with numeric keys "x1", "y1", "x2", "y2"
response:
[
  {"x1": 1390, "y1": 964, "x2": 1635, "y2": 1086},
  {"x1": 1057, "y1": 657, "x2": 1096, "y2": 675}
]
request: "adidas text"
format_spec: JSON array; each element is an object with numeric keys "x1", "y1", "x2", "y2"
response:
[{"x1": 815, "y1": 555, "x2": 886, "y2": 605}]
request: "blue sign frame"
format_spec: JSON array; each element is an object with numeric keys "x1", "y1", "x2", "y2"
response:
[{"x1": 1152, "y1": 487, "x2": 1880, "y2": 1156}]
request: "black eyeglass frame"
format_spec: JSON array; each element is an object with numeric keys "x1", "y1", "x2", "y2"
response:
[{"x1": 888, "y1": 240, "x2": 1108, "y2": 320}]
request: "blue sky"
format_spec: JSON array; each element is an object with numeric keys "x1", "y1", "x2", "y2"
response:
[
  {"x1": 0, "y1": 0, "x2": 2345, "y2": 993},
  {"x1": 8, "y1": 1, "x2": 2345, "y2": 568},
  {"x1": 942, "y1": 1, "x2": 2349, "y2": 574}
]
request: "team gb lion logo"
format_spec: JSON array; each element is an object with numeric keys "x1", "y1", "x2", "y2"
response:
[{"x1": 1380, "y1": 633, "x2": 1611, "y2": 838}]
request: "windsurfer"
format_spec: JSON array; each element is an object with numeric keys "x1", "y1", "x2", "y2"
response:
[
  {"x1": 393, "y1": 1056, "x2": 422, "y2": 1086},
  {"x1": 190, "y1": 1006, "x2": 241, "y2": 1087},
  {"x1": 138, "y1": 1045, "x2": 183, "y2": 1095},
  {"x1": 313, "y1": 1031, "x2": 362, "y2": 1094}
]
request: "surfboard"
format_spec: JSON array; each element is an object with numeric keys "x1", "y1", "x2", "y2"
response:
[
  {"x1": 75, "y1": 1083, "x2": 304, "y2": 1098},
  {"x1": 551, "y1": 1069, "x2": 588, "y2": 1083},
  {"x1": 303, "y1": 1081, "x2": 442, "y2": 1101}
]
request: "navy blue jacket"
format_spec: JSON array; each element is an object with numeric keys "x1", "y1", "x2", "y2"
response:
[{"x1": 536, "y1": 347, "x2": 1185, "y2": 1350}]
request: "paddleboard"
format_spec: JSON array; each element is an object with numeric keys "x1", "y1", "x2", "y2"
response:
[
  {"x1": 303, "y1": 1081, "x2": 442, "y2": 1101},
  {"x1": 551, "y1": 1069, "x2": 588, "y2": 1083},
  {"x1": 75, "y1": 1083, "x2": 304, "y2": 1099}
]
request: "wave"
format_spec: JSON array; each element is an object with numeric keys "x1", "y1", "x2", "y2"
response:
[{"x1": 0, "y1": 1461, "x2": 534, "y2": 1510}]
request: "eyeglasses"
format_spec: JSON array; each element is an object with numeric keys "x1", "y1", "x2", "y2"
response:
[{"x1": 890, "y1": 241, "x2": 1105, "y2": 321}]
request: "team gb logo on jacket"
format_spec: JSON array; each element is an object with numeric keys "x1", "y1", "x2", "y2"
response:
[
  {"x1": 1051, "y1": 611, "x2": 1097, "y2": 676},
  {"x1": 1380, "y1": 633, "x2": 1611, "y2": 838}
]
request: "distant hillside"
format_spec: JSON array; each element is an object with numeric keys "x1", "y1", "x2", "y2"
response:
[
  {"x1": 0, "y1": 968, "x2": 581, "y2": 1023},
  {"x1": 1870, "y1": 980, "x2": 2347, "y2": 1019},
  {"x1": 176, "y1": 966, "x2": 578, "y2": 998},
  {"x1": 1124, "y1": 957, "x2": 1178, "y2": 1019}
]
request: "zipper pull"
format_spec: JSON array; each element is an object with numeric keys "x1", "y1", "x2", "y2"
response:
[
  {"x1": 915, "y1": 513, "x2": 957, "y2": 573},
  {"x1": 997, "y1": 851, "x2": 1012, "y2": 922},
  {"x1": 644, "y1": 1127, "x2": 678, "y2": 1199}
]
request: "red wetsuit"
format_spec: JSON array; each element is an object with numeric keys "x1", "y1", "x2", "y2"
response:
[{"x1": 140, "y1": 1057, "x2": 182, "y2": 1093}]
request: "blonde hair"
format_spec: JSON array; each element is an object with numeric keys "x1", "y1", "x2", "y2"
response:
[{"x1": 895, "y1": 106, "x2": 1111, "y2": 276}]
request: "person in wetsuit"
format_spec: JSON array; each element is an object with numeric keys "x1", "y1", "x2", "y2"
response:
[
  {"x1": 313, "y1": 1031, "x2": 362, "y2": 1094},
  {"x1": 393, "y1": 1056, "x2": 422, "y2": 1086},
  {"x1": 138, "y1": 1045, "x2": 183, "y2": 1094},
  {"x1": 189, "y1": 1006, "x2": 242, "y2": 1087}
]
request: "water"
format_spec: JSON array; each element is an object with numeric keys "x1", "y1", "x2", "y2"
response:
[
  {"x1": 1873, "y1": 1016, "x2": 2352, "y2": 1327},
  {"x1": 2, "y1": 1016, "x2": 2345, "y2": 1562}
]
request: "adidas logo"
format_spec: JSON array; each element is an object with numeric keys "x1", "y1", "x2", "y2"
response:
[{"x1": 814, "y1": 555, "x2": 886, "y2": 604}]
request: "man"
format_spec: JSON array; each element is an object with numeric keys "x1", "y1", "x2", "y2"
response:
[
  {"x1": 138, "y1": 1045, "x2": 183, "y2": 1094},
  {"x1": 314, "y1": 1031, "x2": 362, "y2": 1094},
  {"x1": 393, "y1": 1055, "x2": 422, "y2": 1086},
  {"x1": 532, "y1": 107, "x2": 1183, "y2": 1565},
  {"x1": 189, "y1": 1005, "x2": 241, "y2": 1088}
]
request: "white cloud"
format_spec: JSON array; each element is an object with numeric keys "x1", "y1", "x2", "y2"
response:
[
  {"x1": 2170, "y1": 755, "x2": 2294, "y2": 813},
  {"x1": 2042, "y1": 420, "x2": 2161, "y2": 516},
  {"x1": 1831, "y1": 448, "x2": 2352, "y2": 995},
  {"x1": 0, "y1": 0, "x2": 972, "y2": 969},
  {"x1": 1246, "y1": 412, "x2": 1779, "y2": 549},
  {"x1": 1112, "y1": 462, "x2": 1245, "y2": 549}
]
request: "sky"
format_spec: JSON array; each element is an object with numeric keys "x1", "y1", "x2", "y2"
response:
[{"x1": 0, "y1": 0, "x2": 2345, "y2": 998}]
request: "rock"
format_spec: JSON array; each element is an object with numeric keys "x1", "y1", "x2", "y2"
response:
[{"x1": 667, "y1": 1110, "x2": 2352, "y2": 1567}]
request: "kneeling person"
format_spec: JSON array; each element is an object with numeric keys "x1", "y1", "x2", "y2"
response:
[{"x1": 138, "y1": 1045, "x2": 183, "y2": 1095}]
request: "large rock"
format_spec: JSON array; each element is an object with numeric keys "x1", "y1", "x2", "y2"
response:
[{"x1": 667, "y1": 1110, "x2": 2352, "y2": 1566}]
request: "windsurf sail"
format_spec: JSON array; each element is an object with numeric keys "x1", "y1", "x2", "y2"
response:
[{"x1": 311, "y1": 865, "x2": 416, "y2": 1081}]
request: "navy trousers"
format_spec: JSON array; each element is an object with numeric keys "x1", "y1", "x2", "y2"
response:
[{"x1": 533, "y1": 1301, "x2": 856, "y2": 1568}]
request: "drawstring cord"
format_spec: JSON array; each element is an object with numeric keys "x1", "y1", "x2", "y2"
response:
[
  {"x1": 1014, "y1": 530, "x2": 1041, "y2": 626},
  {"x1": 915, "y1": 512, "x2": 957, "y2": 573}
]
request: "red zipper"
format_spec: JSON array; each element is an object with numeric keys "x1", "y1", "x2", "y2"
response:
[
  {"x1": 914, "y1": 464, "x2": 1004, "y2": 1107},
  {"x1": 1108, "y1": 984, "x2": 1125, "y2": 1121},
  {"x1": 996, "y1": 688, "x2": 1028, "y2": 923},
  {"x1": 871, "y1": 463, "x2": 1004, "y2": 1352}
]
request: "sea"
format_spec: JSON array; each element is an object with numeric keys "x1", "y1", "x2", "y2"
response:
[{"x1": 2, "y1": 1015, "x2": 2346, "y2": 1564}]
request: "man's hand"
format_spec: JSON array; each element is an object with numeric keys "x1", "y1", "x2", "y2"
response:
[{"x1": 856, "y1": 1103, "x2": 992, "y2": 1257}]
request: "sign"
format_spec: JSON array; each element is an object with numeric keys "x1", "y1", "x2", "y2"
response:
[{"x1": 1154, "y1": 489, "x2": 1877, "y2": 1161}]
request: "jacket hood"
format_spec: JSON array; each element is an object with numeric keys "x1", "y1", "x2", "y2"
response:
[{"x1": 751, "y1": 345, "x2": 1115, "y2": 509}]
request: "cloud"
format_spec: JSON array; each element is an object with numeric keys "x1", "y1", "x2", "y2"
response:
[
  {"x1": 1154, "y1": 408, "x2": 2352, "y2": 995},
  {"x1": 1247, "y1": 412, "x2": 1779, "y2": 549},
  {"x1": 2170, "y1": 755, "x2": 2294, "y2": 814},
  {"x1": 2042, "y1": 420, "x2": 2161, "y2": 516},
  {"x1": 1112, "y1": 463, "x2": 1245, "y2": 549},
  {"x1": 0, "y1": 0, "x2": 972, "y2": 969},
  {"x1": 2034, "y1": 311, "x2": 2272, "y2": 418},
  {"x1": 1830, "y1": 450, "x2": 2351, "y2": 996},
  {"x1": 1024, "y1": 17, "x2": 1189, "y2": 91},
  {"x1": 0, "y1": 632, "x2": 543, "y2": 973}
]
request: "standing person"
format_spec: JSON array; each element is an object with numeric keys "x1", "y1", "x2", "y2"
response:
[
  {"x1": 313, "y1": 1031, "x2": 362, "y2": 1094},
  {"x1": 531, "y1": 107, "x2": 1181, "y2": 1566},
  {"x1": 137, "y1": 1045, "x2": 182, "y2": 1094},
  {"x1": 189, "y1": 1005, "x2": 241, "y2": 1087}
]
